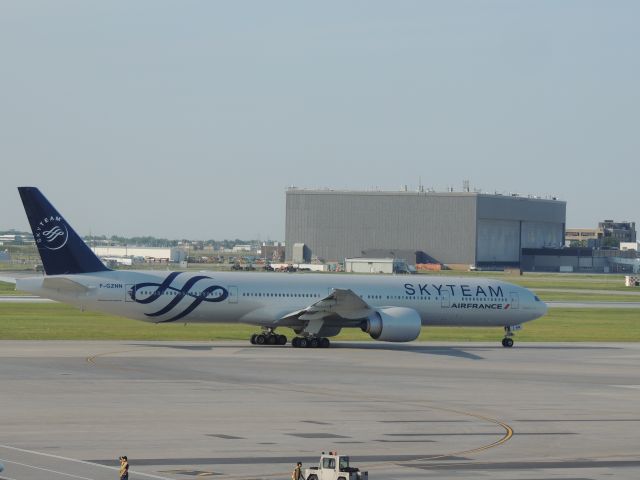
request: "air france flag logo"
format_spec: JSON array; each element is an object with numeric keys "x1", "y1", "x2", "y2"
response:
[{"x1": 35, "y1": 216, "x2": 69, "y2": 250}]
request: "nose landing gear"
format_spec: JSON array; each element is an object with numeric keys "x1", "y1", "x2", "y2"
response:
[
  {"x1": 502, "y1": 324, "x2": 521, "y2": 348},
  {"x1": 501, "y1": 336, "x2": 514, "y2": 348}
]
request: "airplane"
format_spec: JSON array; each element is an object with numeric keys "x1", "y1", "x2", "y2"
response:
[{"x1": 15, "y1": 187, "x2": 547, "y2": 348}]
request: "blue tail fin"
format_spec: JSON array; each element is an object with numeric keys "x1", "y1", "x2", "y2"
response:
[{"x1": 18, "y1": 187, "x2": 110, "y2": 275}]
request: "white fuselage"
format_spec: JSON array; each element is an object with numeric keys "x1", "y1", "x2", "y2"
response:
[{"x1": 17, "y1": 270, "x2": 547, "y2": 329}]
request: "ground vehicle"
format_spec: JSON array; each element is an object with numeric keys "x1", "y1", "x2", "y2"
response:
[{"x1": 304, "y1": 453, "x2": 368, "y2": 480}]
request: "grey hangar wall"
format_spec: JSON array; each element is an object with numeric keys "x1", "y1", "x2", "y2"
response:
[{"x1": 285, "y1": 190, "x2": 566, "y2": 266}]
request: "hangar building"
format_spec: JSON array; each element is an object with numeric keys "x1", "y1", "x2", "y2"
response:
[{"x1": 285, "y1": 188, "x2": 566, "y2": 267}]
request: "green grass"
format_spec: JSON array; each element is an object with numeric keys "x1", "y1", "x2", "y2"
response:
[
  {"x1": 535, "y1": 292, "x2": 640, "y2": 302},
  {"x1": 0, "y1": 303, "x2": 257, "y2": 340},
  {"x1": 0, "y1": 264, "x2": 38, "y2": 271},
  {"x1": 423, "y1": 308, "x2": 640, "y2": 342},
  {"x1": 0, "y1": 280, "x2": 31, "y2": 296},
  {"x1": 0, "y1": 303, "x2": 638, "y2": 342},
  {"x1": 0, "y1": 280, "x2": 18, "y2": 294},
  {"x1": 511, "y1": 279, "x2": 630, "y2": 291}
]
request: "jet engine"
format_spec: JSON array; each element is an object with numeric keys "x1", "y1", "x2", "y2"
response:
[{"x1": 362, "y1": 307, "x2": 422, "y2": 342}]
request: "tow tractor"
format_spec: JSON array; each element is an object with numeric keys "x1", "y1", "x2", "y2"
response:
[{"x1": 304, "y1": 452, "x2": 368, "y2": 480}]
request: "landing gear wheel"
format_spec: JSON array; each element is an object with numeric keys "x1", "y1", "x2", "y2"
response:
[
  {"x1": 292, "y1": 337, "x2": 300, "y2": 348},
  {"x1": 298, "y1": 337, "x2": 309, "y2": 348},
  {"x1": 267, "y1": 334, "x2": 277, "y2": 345},
  {"x1": 320, "y1": 337, "x2": 330, "y2": 348},
  {"x1": 277, "y1": 335, "x2": 287, "y2": 345},
  {"x1": 250, "y1": 334, "x2": 257, "y2": 345},
  {"x1": 255, "y1": 334, "x2": 266, "y2": 345},
  {"x1": 502, "y1": 337, "x2": 514, "y2": 348},
  {"x1": 310, "y1": 338, "x2": 320, "y2": 348}
]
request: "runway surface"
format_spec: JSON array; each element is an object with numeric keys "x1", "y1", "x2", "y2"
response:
[{"x1": 0, "y1": 341, "x2": 639, "y2": 479}]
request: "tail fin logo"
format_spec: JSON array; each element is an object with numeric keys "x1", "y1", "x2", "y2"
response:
[{"x1": 35, "y1": 216, "x2": 69, "y2": 251}]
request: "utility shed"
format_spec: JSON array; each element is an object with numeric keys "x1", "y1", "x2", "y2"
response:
[
  {"x1": 345, "y1": 258, "x2": 408, "y2": 274},
  {"x1": 285, "y1": 189, "x2": 566, "y2": 267}
]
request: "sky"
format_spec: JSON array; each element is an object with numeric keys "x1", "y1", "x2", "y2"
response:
[{"x1": 1, "y1": 1, "x2": 638, "y2": 240}]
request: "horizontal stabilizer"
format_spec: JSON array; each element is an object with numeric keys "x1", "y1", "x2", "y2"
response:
[{"x1": 42, "y1": 277, "x2": 90, "y2": 293}]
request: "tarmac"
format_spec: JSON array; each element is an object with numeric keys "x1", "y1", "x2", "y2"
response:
[{"x1": 0, "y1": 340, "x2": 639, "y2": 479}]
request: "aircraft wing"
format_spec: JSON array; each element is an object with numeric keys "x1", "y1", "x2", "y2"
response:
[{"x1": 279, "y1": 288, "x2": 374, "y2": 327}]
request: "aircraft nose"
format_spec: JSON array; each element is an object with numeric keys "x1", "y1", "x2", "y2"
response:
[
  {"x1": 538, "y1": 298, "x2": 548, "y2": 316},
  {"x1": 530, "y1": 293, "x2": 548, "y2": 317}
]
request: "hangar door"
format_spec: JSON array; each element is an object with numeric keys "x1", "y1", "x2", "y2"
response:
[
  {"x1": 521, "y1": 221, "x2": 563, "y2": 248},
  {"x1": 477, "y1": 219, "x2": 520, "y2": 263}
]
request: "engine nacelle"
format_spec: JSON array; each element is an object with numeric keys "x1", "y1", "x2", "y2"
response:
[{"x1": 362, "y1": 307, "x2": 422, "y2": 342}]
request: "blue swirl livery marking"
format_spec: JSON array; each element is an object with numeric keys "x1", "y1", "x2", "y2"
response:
[{"x1": 129, "y1": 272, "x2": 229, "y2": 323}]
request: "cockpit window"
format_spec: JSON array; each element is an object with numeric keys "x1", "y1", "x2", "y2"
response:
[{"x1": 534, "y1": 296, "x2": 541, "y2": 302}]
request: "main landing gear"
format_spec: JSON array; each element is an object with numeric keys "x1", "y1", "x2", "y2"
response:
[
  {"x1": 291, "y1": 336, "x2": 331, "y2": 349},
  {"x1": 502, "y1": 324, "x2": 522, "y2": 348},
  {"x1": 250, "y1": 328, "x2": 287, "y2": 346}
]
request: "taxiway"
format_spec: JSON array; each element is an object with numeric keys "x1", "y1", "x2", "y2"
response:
[{"x1": 0, "y1": 341, "x2": 639, "y2": 479}]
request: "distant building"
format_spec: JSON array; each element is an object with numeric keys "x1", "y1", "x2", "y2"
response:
[
  {"x1": 621, "y1": 242, "x2": 640, "y2": 252},
  {"x1": 232, "y1": 245, "x2": 253, "y2": 253},
  {"x1": 345, "y1": 257, "x2": 411, "y2": 274},
  {"x1": 566, "y1": 220, "x2": 636, "y2": 247},
  {"x1": 91, "y1": 246, "x2": 187, "y2": 263},
  {"x1": 286, "y1": 188, "x2": 566, "y2": 267},
  {"x1": 599, "y1": 220, "x2": 636, "y2": 243},
  {"x1": 360, "y1": 249, "x2": 437, "y2": 267},
  {"x1": 292, "y1": 243, "x2": 311, "y2": 263},
  {"x1": 522, "y1": 247, "x2": 639, "y2": 273},
  {"x1": 565, "y1": 228, "x2": 602, "y2": 246},
  {"x1": 0, "y1": 233, "x2": 34, "y2": 244},
  {"x1": 260, "y1": 242, "x2": 285, "y2": 262}
]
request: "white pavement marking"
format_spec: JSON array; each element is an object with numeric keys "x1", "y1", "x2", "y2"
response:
[
  {"x1": 0, "y1": 296, "x2": 56, "y2": 303},
  {"x1": 0, "y1": 445, "x2": 173, "y2": 480},
  {"x1": 0, "y1": 458, "x2": 95, "y2": 480}
]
